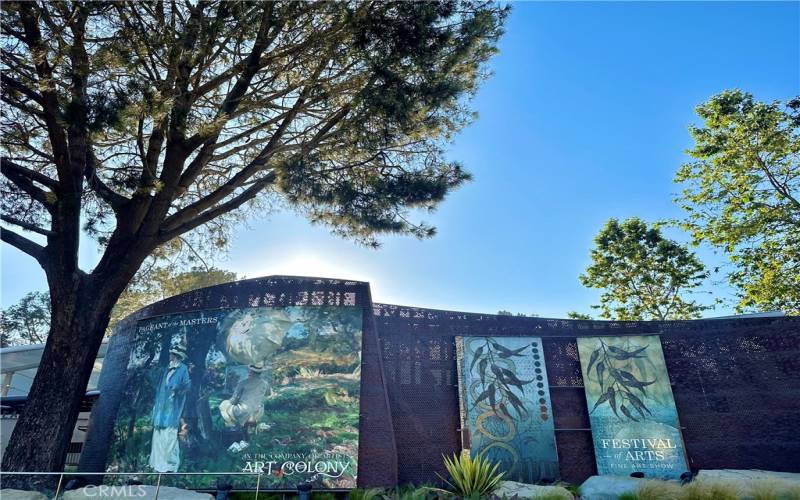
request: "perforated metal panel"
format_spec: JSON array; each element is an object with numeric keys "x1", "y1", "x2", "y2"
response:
[
  {"x1": 372, "y1": 304, "x2": 800, "y2": 484},
  {"x1": 81, "y1": 278, "x2": 800, "y2": 487}
]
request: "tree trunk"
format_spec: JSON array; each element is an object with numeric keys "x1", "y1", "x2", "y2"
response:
[
  {"x1": 1, "y1": 239, "x2": 145, "y2": 488},
  {"x1": 1, "y1": 296, "x2": 110, "y2": 487},
  {"x1": 184, "y1": 330, "x2": 216, "y2": 455}
]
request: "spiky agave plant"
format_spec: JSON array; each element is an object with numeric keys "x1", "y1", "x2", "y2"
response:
[{"x1": 437, "y1": 452, "x2": 505, "y2": 497}]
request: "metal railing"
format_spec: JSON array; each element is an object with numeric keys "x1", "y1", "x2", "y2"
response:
[{"x1": 0, "y1": 471, "x2": 350, "y2": 499}]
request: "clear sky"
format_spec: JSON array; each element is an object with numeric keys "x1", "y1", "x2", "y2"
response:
[{"x1": 2, "y1": 1, "x2": 798, "y2": 317}]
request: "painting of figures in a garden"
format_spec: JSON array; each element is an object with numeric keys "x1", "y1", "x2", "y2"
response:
[{"x1": 107, "y1": 306, "x2": 363, "y2": 489}]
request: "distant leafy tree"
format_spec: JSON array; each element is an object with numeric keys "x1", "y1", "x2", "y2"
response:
[
  {"x1": 110, "y1": 266, "x2": 238, "y2": 328},
  {"x1": 566, "y1": 311, "x2": 592, "y2": 320},
  {"x1": 0, "y1": 268, "x2": 237, "y2": 346},
  {"x1": 496, "y1": 310, "x2": 536, "y2": 317},
  {"x1": 675, "y1": 90, "x2": 800, "y2": 314},
  {"x1": 0, "y1": 291, "x2": 50, "y2": 346},
  {"x1": 580, "y1": 218, "x2": 711, "y2": 320}
]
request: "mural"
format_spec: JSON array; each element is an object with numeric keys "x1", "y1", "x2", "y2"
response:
[
  {"x1": 577, "y1": 335, "x2": 688, "y2": 479},
  {"x1": 107, "y1": 307, "x2": 363, "y2": 489},
  {"x1": 456, "y1": 336, "x2": 559, "y2": 483}
]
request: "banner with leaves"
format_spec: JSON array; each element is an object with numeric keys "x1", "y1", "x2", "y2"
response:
[
  {"x1": 577, "y1": 335, "x2": 688, "y2": 479},
  {"x1": 456, "y1": 336, "x2": 559, "y2": 483}
]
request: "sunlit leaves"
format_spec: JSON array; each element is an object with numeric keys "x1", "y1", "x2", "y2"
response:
[
  {"x1": 675, "y1": 90, "x2": 799, "y2": 314},
  {"x1": 580, "y1": 218, "x2": 711, "y2": 320},
  {"x1": 2, "y1": 0, "x2": 509, "y2": 256},
  {"x1": 0, "y1": 291, "x2": 51, "y2": 346}
]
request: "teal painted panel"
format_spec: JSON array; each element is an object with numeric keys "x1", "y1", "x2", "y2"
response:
[
  {"x1": 457, "y1": 336, "x2": 560, "y2": 483},
  {"x1": 578, "y1": 335, "x2": 689, "y2": 479}
]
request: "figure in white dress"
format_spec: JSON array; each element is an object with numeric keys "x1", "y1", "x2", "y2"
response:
[
  {"x1": 149, "y1": 346, "x2": 190, "y2": 472},
  {"x1": 219, "y1": 363, "x2": 270, "y2": 431}
]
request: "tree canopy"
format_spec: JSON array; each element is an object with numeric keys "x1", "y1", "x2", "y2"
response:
[
  {"x1": 0, "y1": 0, "x2": 508, "y2": 473},
  {"x1": 0, "y1": 291, "x2": 50, "y2": 346},
  {"x1": 0, "y1": 267, "x2": 237, "y2": 346},
  {"x1": 566, "y1": 311, "x2": 592, "y2": 320},
  {"x1": 110, "y1": 265, "x2": 238, "y2": 327},
  {"x1": 2, "y1": 1, "x2": 507, "y2": 262},
  {"x1": 580, "y1": 218, "x2": 711, "y2": 321},
  {"x1": 675, "y1": 90, "x2": 799, "y2": 315}
]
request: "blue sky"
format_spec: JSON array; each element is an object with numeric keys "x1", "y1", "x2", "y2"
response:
[{"x1": 2, "y1": 2, "x2": 798, "y2": 317}]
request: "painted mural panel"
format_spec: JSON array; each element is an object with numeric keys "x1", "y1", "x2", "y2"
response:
[
  {"x1": 456, "y1": 336, "x2": 559, "y2": 483},
  {"x1": 577, "y1": 335, "x2": 688, "y2": 479},
  {"x1": 107, "y1": 306, "x2": 362, "y2": 489}
]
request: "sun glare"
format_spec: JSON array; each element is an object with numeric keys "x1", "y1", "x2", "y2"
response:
[{"x1": 245, "y1": 253, "x2": 373, "y2": 283}]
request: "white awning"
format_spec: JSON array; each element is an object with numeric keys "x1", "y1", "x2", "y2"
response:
[{"x1": 0, "y1": 341, "x2": 108, "y2": 397}]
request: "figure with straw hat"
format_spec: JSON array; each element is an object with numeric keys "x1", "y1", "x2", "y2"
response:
[
  {"x1": 219, "y1": 362, "x2": 270, "y2": 439},
  {"x1": 217, "y1": 310, "x2": 293, "y2": 445},
  {"x1": 149, "y1": 344, "x2": 190, "y2": 472}
]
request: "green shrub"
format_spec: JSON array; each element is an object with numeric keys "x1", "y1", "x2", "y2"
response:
[
  {"x1": 531, "y1": 490, "x2": 574, "y2": 500},
  {"x1": 352, "y1": 485, "x2": 448, "y2": 500},
  {"x1": 560, "y1": 483, "x2": 580, "y2": 498},
  {"x1": 781, "y1": 483, "x2": 800, "y2": 500},
  {"x1": 437, "y1": 452, "x2": 505, "y2": 498},
  {"x1": 748, "y1": 479, "x2": 800, "y2": 500},
  {"x1": 681, "y1": 480, "x2": 739, "y2": 500},
  {"x1": 350, "y1": 488, "x2": 386, "y2": 500},
  {"x1": 635, "y1": 480, "x2": 682, "y2": 500},
  {"x1": 749, "y1": 480, "x2": 781, "y2": 500},
  {"x1": 390, "y1": 485, "x2": 438, "y2": 500}
]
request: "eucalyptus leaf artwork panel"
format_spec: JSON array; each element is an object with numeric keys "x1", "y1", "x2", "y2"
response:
[
  {"x1": 456, "y1": 336, "x2": 559, "y2": 483},
  {"x1": 577, "y1": 335, "x2": 689, "y2": 479}
]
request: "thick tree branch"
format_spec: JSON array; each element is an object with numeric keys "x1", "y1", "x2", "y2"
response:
[
  {"x1": 158, "y1": 172, "x2": 276, "y2": 242},
  {"x1": 160, "y1": 88, "x2": 314, "y2": 231},
  {"x1": 85, "y1": 147, "x2": 129, "y2": 211},
  {"x1": 0, "y1": 215, "x2": 54, "y2": 237},
  {"x1": 1, "y1": 157, "x2": 58, "y2": 189},
  {"x1": 177, "y1": 5, "x2": 278, "y2": 189},
  {"x1": 0, "y1": 226, "x2": 45, "y2": 263},
  {"x1": 0, "y1": 73, "x2": 44, "y2": 104},
  {"x1": 1, "y1": 158, "x2": 55, "y2": 209},
  {"x1": 1, "y1": 93, "x2": 45, "y2": 117},
  {"x1": 18, "y1": 2, "x2": 72, "y2": 180}
]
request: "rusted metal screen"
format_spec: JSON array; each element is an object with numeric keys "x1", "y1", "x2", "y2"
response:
[
  {"x1": 372, "y1": 304, "x2": 800, "y2": 485},
  {"x1": 82, "y1": 277, "x2": 800, "y2": 487}
]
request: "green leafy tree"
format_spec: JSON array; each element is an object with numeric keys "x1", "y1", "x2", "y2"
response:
[
  {"x1": 109, "y1": 265, "x2": 239, "y2": 328},
  {"x1": 0, "y1": 1, "x2": 508, "y2": 472},
  {"x1": 675, "y1": 90, "x2": 800, "y2": 314},
  {"x1": 496, "y1": 310, "x2": 535, "y2": 317},
  {"x1": 0, "y1": 268, "x2": 237, "y2": 347},
  {"x1": 566, "y1": 311, "x2": 592, "y2": 320},
  {"x1": 579, "y1": 218, "x2": 711, "y2": 320},
  {"x1": 0, "y1": 291, "x2": 51, "y2": 346}
]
